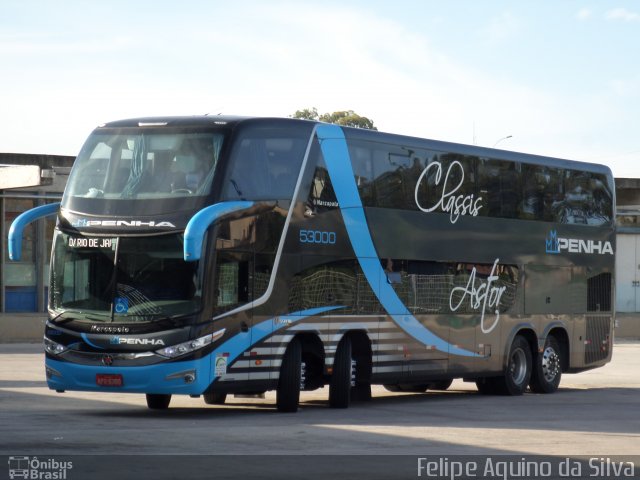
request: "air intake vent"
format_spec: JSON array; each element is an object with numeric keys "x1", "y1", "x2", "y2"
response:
[
  {"x1": 585, "y1": 315, "x2": 611, "y2": 364},
  {"x1": 587, "y1": 273, "x2": 612, "y2": 312}
]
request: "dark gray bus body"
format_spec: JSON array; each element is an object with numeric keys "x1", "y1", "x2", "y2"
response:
[{"x1": 32, "y1": 116, "x2": 614, "y2": 409}]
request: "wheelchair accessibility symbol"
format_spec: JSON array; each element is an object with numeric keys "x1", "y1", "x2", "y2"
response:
[{"x1": 114, "y1": 297, "x2": 129, "y2": 314}]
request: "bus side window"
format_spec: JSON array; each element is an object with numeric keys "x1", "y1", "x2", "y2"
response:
[
  {"x1": 369, "y1": 143, "x2": 412, "y2": 209},
  {"x1": 214, "y1": 252, "x2": 251, "y2": 311},
  {"x1": 288, "y1": 259, "x2": 360, "y2": 314},
  {"x1": 268, "y1": 152, "x2": 297, "y2": 197},
  {"x1": 589, "y1": 173, "x2": 613, "y2": 224},
  {"x1": 223, "y1": 125, "x2": 311, "y2": 201},
  {"x1": 306, "y1": 144, "x2": 338, "y2": 215},
  {"x1": 348, "y1": 143, "x2": 375, "y2": 206}
]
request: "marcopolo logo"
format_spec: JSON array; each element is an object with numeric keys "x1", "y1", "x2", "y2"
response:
[
  {"x1": 8, "y1": 456, "x2": 72, "y2": 479},
  {"x1": 545, "y1": 230, "x2": 613, "y2": 255},
  {"x1": 90, "y1": 325, "x2": 130, "y2": 334}
]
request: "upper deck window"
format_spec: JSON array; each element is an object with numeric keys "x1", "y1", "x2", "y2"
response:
[
  {"x1": 65, "y1": 131, "x2": 225, "y2": 200},
  {"x1": 341, "y1": 137, "x2": 613, "y2": 227},
  {"x1": 222, "y1": 125, "x2": 311, "y2": 201}
]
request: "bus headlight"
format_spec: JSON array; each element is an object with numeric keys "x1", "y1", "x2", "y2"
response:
[
  {"x1": 156, "y1": 329, "x2": 225, "y2": 359},
  {"x1": 44, "y1": 337, "x2": 68, "y2": 355}
]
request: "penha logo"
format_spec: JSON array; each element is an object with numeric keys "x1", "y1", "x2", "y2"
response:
[
  {"x1": 109, "y1": 336, "x2": 165, "y2": 346},
  {"x1": 545, "y1": 230, "x2": 613, "y2": 256},
  {"x1": 71, "y1": 218, "x2": 176, "y2": 228},
  {"x1": 545, "y1": 230, "x2": 560, "y2": 254}
]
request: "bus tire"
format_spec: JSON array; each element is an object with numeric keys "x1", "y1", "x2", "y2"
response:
[
  {"x1": 146, "y1": 394, "x2": 171, "y2": 410},
  {"x1": 383, "y1": 383, "x2": 428, "y2": 393},
  {"x1": 400, "y1": 384, "x2": 429, "y2": 393},
  {"x1": 203, "y1": 392, "x2": 227, "y2": 405},
  {"x1": 329, "y1": 337, "x2": 353, "y2": 408},
  {"x1": 276, "y1": 338, "x2": 302, "y2": 413},
  {"x1": 428, "y1": 379, "x2": 453, "y2": 391},
  {"x1": 529, "y1": 335, "x2": 562, "y2": 394},
  {"x1": 475, "y1": 377, "x2": 500, "y2": 395},
  {"x1": 352, "y1": 382, "x2": 372, "y2": 401},
  {"x1": 351, "y1": 339, "x2": 372, "y2": 401},
  {"x1": 496, "y1": 335, "x2": 532, "y2": 395}
]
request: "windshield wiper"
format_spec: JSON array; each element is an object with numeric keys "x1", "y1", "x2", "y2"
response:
[
  {"x1": 135, "y1": 313, "x2": 187, "y2": 328},
  {"x1": 50, "y1": 311, "x2": 111, "y2": 324},
  {"x1": 49, "y1": 311, "x2": 93, "y2": 325},
  {"x1": 49, "y1": 311, "x2": 73, "y2": 324},
  {"x1": 154, "y1": 315, "x2": 187, "y2": 329},
  {"x1": 229, "y1": 179, "x2": 244, "y2": 197},
  {"x1": 84, "y1": 312, "x2": 112, "y2": 322}
]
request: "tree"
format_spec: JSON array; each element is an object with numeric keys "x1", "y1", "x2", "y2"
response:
[
  {"x1": 292, "y1": 107, "x2": 319, "y2": 121},
  {"x1": 291, "y1": 108, "x2": 377, "y2": 130}
]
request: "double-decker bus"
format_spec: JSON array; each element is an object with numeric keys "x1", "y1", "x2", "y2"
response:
[{"x1": 8, "y1": 116, "x2": 615, "y2": 411}]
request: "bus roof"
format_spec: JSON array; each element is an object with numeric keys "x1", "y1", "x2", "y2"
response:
[
  {"x1": 341, "y1": 125, "x2": 613, "y2": 177},
  {"x1": 98, "y1": 115, "x2": 311, "y2": 129},
  {"x1": 97, "y1": 115, "x2": 612, "y2": 177}
]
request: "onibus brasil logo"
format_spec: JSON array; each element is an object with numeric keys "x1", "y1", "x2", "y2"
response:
[
  {"x1": 8, "y1": 456, "x2": 73, "y2": 479},
  {"x1": 545, "y1": 230, "x2": 613, "y2": 255}
]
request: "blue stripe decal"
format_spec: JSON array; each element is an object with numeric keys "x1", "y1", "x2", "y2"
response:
[
  {"x1": 183, "y1": 201, "x2": 254, "y2": 261},
  {"x1": 48, "y1": 306, "x2": 342, "y2": 394},
  {"x1": 8, "y1": 202, "x2": 60, "y2": 261},
  {"x1": 211, "y1": 305, "x2": 344, "y2": 380},
  {"x1": 316, "y1": 124, "x2": 477, "y2": 358},
  {"x1": 81, "y1": 333, "x2": 105, "y2": 350}
]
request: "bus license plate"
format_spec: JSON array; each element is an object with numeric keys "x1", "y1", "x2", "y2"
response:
[{"x1": 96, "y1": 374, "x2": 123, "y2": 387}]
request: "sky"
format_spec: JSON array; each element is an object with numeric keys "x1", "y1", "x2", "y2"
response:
[{"x1": 1, "y1": 1, "x2": 639, "y2": 177}]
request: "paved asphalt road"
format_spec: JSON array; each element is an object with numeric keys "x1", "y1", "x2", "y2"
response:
[{"x1": 1, "y1": 342, "x2": 638, "y2": 479}]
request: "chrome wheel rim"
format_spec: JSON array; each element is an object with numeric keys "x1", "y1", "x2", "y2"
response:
[{"x1": 541, "y1": 346, "x2": 560, "y2": 383}]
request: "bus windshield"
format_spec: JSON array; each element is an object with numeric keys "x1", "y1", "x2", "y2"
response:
[
  {"x1": 50, "y1": 231, "x2": 202, "y2": 322},
  {"x1": 65, "y1": 131, "x2": 224, "y2": 199}
]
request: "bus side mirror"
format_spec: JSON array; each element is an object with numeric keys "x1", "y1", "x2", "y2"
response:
[
  {"x1": 8, "y1": 202, "x2": 60, "y2": 261},
  {"x1": 183, "y1": 201, "x2": 254, "y2": 262}
]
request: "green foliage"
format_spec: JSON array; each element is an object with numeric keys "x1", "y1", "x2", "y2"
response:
[
  {"x1": 292, "y1": 107, "x2": 319, "y2": 121},
  {"x1": 291, "y1": 108, "x2": 377, "y2": 130}
]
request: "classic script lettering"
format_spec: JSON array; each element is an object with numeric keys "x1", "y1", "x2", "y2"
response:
[
  {"x1": 449, "y1": 259, "x2": 506, "y2": 334},
  {"x1": 414, "y1": 160, "x2": 483, "y2": 223}
]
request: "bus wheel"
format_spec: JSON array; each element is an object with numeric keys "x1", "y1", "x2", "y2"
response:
[
  {"x1": 203, "y1": 392, "x2": 227, "y2": 405},
  {"x1": 529, "y1": 336, "x2": 562, "y2": 394},
  {"x1": 276, "y1": 338, "x2": 302, "y2": 413},
  {"x1": 475, "y1": 378, "x2": 499, "y2": 395},
  {"x1": 498, "y1": 335, "x2": 532, "y2": 395},
  {"x1": 329, "y1": 337, "x2": 353, "y2": 408},
  {"x1": 428, "y1": 379, "x2": 453, "y2": 391},
  {"x1": 383, "y1": 384, "x2": 428, "y2": 393},
  {"x1": 146, "y1": 394, "x2": 171, "y2": 410},
  {"x1": 401, "y1": 384, "x2": 429, "y2": 393}
]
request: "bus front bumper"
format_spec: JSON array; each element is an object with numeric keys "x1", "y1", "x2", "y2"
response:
[{"x1": 45, "y1": 356, "x2": 213, "y2": 395}]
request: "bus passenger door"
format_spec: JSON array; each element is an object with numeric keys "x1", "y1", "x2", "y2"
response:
[
  {"x1": 217, "y1": 251, "x2": 277, "y2": 383},
  {"x1": 213, "y1": 250, "x2": 254, "y2": 383},
  {"x1": 247, "y1": 252, "x2": 276, "y2": 383}
]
